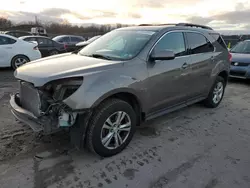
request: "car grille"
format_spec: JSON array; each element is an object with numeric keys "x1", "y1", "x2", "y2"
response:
[
  {"x1": 231, "y1": 62, "x2": 250, "y2": 67},
  {"x1": 230, "y1": 70, "x2": 246, "y2": 77},
  {"x1": 19, "y1": 81, "x2": 41, "y2": 117}
]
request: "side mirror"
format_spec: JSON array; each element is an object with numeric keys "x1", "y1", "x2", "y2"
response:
[{"x1": 150, "y1": 50, "x2": 175, "y2": 61}]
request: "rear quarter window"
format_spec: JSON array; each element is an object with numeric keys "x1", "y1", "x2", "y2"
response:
[
  {"x1": 0, "y1": 36, "x2": 16, "y2": 45},
  {"x1": 186, "y1": 32, "x2": 214, "y2": 54},
  {"x1": 209, "y1": 33, "x2": 227, "y2": 49}
]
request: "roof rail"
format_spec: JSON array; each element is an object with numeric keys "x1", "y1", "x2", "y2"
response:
[
  {"x1": 138, "y1": 23, "x2": 213, "y2": 30},
  {"x1": 138, "y1": 24, "x2": 154, "y2": 26},
  {"x1": 176, "y1": 23, "x2": 213, "y2": 30}
]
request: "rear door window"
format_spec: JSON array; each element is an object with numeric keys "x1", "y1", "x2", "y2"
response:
[
  {"x1": 37, "y1": 38, "x2": 53, "y2": 46},
  {"x1": 0, "y1": 36, "x2": 16, "y2": 45},
  {"x1": 61, "y1": 37, "x2": 70, "y2": 43},
  {"x1": 71, "y1": 37, "x2": 83, "y2": 43},
  {"x1": 186, "y1": 32, "x2": 214, "y2": 54}
]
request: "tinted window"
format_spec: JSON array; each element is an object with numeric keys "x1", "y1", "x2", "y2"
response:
[
  {"x1": 24, "y1": 37, "x2": 36, "y2": 42},
  {"x1": 186, "y1": 32, "x2": 214, "y2": 54},
  {"x1": 37, "y1": 38, "x2": 53, "y2": 45},
  {"x1": 71, "y1": 37, "x2": 83, "y2": 42},
  {"x1": 209, "y1": 33, "x2": 227, "y2": 49},
  {"x1": 154, "y1": 32, "x2": 186, "y2": 57},
  {"x1": 15, "y1": 32, "x2": 25, "y2": 37},
  {"x1": 6, "y1": 32, "x2": 15, "y2": 37},
  {"x1": 0, "y1": 36, "x2": 16, "y2": 45},
  {"x1": 61, "y1": 37, "x2": 70, "y2": 43},
  {"x1": 53, "y1": 36, "x2": 70, "y2": 43}
]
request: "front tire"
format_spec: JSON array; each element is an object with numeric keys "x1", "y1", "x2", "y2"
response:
[
  {"x1": 203, "y1": 76, "x2": 225, "y2": 108},
  {"x1": 86, "y1": 98, "x2": 136, "y2": 157}
]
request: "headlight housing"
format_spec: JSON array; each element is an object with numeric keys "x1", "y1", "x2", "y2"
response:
[{"x1": 42, "y1": 77, "x2": 83, "y2": 101}]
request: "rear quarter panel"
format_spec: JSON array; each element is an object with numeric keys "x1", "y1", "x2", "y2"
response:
[
  {"x1": 12, "y1": 41, "x2": 41, "y2": 61},
  {"x1": 207, "y1": 33, "x2": 230, "y2": 88}
]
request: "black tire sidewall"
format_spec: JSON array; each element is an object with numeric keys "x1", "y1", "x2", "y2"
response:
[
  {"x1": 50, "y1": 50, "x2": 58, "y2": 55},
  {"x1": 206, "y1": 76, "x2": 225, "y2": 108},
  {"x1": 89, "y1": 100, "x2": 136, "y2": 157},
  {"x1": 11, "y1": 55, "x2": 29, "y2": 70}
]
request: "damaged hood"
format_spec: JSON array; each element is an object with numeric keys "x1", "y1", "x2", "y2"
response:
[{"x1": 15, "y1": 53, "x2": 122, "y2": 86}]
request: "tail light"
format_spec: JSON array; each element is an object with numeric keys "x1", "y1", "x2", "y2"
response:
[
  {"x1": 64, "y1": 44, "x2": 68, "y2": 50},
  {"x1": 229, "y1": 53, "x2": 232, "y2": 62}
]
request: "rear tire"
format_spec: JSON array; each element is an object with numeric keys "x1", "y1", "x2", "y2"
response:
[
  {"x1": 86, "y1": 98, "x2": 136, "y2": 157},
  {"x1": 50, "y1": 50, "x2": 59, "y2": 56},
  {"x1": 11, "y1": 55, "x2": 29, "y2": 70},
  {"x1": 203, "y1": 76, "x2": 225, "y2": 108}
]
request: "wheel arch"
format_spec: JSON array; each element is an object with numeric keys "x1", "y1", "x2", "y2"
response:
[
  {"x1": 218, "y1": 70, "x2": 229, "y2": 83},
  {"x1": 11, "y1": 54, "x2": 30, "y2": 63},
  {"x1": 92, "y1": 89, "x2": 145, "y2": 125},
  {"x1": 11, "y1": 54, "x2": 30, "y2": 69}
]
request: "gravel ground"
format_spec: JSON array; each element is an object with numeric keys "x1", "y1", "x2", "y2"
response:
[{"x1": 1, "y1": 69, "x2": 250, "y2": 188}]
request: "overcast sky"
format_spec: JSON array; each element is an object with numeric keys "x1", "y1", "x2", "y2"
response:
[{"x1": 1, "y1": 0, "x2": 250, "y2": 30}]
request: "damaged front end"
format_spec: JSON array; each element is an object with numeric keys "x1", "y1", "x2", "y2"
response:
[{"x1": 10, "y1": 77, "x2": 84, "y2": 135}]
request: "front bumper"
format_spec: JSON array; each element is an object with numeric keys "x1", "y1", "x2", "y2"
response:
[
  {"x1": 10, "y1": 94, "x2": 59, "y2": 134},
  {"x1": 229, "y1": 65, "x2": 250, "y2": 79}
]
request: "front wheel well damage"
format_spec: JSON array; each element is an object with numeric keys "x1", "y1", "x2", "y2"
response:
[
  {"x1": 70, "y1": 92, "x2": 144, "y2": 149},
  {"x1": 105, "y1": 92, "x2": 144, "y2": 125}
]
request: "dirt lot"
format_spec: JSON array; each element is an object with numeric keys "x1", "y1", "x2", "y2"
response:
[{"x1": 1, "y1": 69, "x2": 250, "y2": 188}]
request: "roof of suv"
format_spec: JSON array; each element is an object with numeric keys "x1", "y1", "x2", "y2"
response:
[{"x1": 117, "y1": 23, "x2": 217, "y2": 33}]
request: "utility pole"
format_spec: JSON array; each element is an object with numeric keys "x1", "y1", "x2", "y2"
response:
[{"x1": 35, "y1": 15, "x2": 38, "y2": 25}]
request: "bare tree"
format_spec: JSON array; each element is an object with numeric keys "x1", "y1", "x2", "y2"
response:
[{"x1": 0, "y1": 17, "x2": 12, "y2": 30}]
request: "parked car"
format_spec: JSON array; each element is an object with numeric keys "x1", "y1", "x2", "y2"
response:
[
  {"x1": 3, "y1": 30, "x2": 32, "y2": 38},
  {"x1": 52, "y1": 35, "x2": 85, "y2": 52},
  {"x1": 0, "y1": 34, "x2": 41, "y2": 69},
  {"x1": 229, "y1": 40, "x2": 250, "y2": 79},
  {"x1": 75, "y1": 35, "x2": 102, "y2": 50},
  {"x1": 10, "y1": 23, "x2": 230, "y2": 157},
  {"x1": 19, "y1": 36, "x2": 67, "y2": 57}
]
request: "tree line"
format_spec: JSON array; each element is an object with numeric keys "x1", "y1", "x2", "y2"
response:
[{"x1": 0, "y1": 17, "x2": 133, "y2": 37}]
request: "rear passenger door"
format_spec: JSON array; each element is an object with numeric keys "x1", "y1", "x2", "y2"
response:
[
  {"x1": 37, "y1": 38, "x2": 52, "y2": 57},
  {"x1": 70, "y1": 37, "x2": 83, "y2": 51},
  {"x1": 184, "y1": 32, "x2": 215, "y2": 99}
]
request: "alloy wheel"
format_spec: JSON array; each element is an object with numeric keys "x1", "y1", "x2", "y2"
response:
[
  {"x1": 14, "y1": 57, "x2": 28, "y2": 68},
  {"x1": 213, "y1": 81, "x2": 224, "y2": 104},
  {"x1": 101, "y1": 111, "x2": 131, "y2": 150}
]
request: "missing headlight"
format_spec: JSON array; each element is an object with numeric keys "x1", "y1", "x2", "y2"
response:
[{"x1": 42, "y1": 77, "x2": 83, "y2": 101}]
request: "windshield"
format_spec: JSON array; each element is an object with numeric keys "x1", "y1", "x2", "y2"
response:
[
  {"x1": 231, "y1": 41, "x2": 250, "y2": 54},
  {"x1": 79, "y1": 30, "x2": 156, "y2": 60}
]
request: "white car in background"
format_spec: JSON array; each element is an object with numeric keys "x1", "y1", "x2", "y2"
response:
[{"x1": 0, "y1": 34, "x2": 41, "y2": 69}]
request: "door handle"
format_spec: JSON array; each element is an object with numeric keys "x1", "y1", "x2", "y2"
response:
[{"x1": 181, "y1": 62, "x2": 189, "y2": 69}]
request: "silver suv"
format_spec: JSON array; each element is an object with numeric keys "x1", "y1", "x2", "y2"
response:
[{"x1": 10, "y1": 23, "x2": 230, "y2": 157}]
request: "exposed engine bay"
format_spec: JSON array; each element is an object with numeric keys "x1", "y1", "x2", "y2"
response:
[{"x1": 17, "y1": 77, "x2": 83, "y2": 134}]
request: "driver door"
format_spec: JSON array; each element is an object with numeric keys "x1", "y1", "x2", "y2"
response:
[{"x1": 147, "y1": 32, "x2": 193, "y2": 113}]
